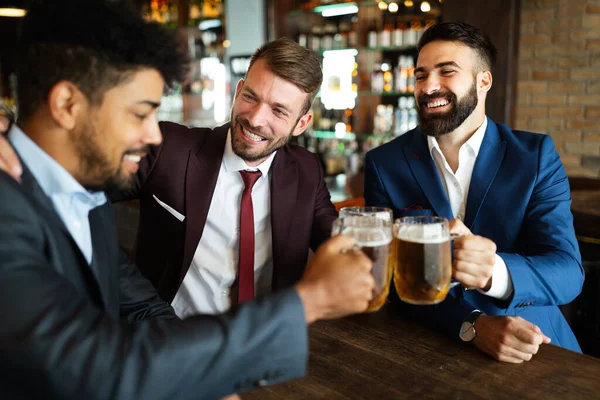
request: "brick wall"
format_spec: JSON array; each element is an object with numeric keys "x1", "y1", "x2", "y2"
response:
[{"x1": 516, "y1": 0, "x2": 600, "y2": 177}]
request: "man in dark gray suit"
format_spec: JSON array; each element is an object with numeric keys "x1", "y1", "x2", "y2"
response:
[{"x1": 0, "y1": 1, "x2": 375, "y2": 399}]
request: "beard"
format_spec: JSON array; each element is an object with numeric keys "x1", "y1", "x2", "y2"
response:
[
  {"x1": 72, "y1": 119, "x2": 143, "y2": 192},
  {"x1": 417, "y1": 82, "x2": 478, "y2": 138},
  {"x1": 230, "y1": 112, "x2": 297, "y2": 163}
]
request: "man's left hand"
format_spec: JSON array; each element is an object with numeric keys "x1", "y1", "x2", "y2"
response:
[{"x1": 450, "y1": 219, "x2": 497, "y2": 290}]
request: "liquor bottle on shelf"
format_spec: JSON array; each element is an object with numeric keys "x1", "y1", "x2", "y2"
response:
[
  {"x1": 298, "y1": 30, "x2": 309, "y2": 48},
  {"x1": 373, "y1": 104, "x2": 393, "y2": 134},
  {"x1": 310, "y1": 25, "x2": 322, "y2": 52},
  {"x1": 412, "y1": 20, "x2": 425, "y2": 44},
  {"x1": 338, "y1": 19, "x2": 353, "y2": 49},
  {"x1": 394, "y1": 97, "x2": 410, "y2": 136},
  {"x1": 392, "y1": 19, "x2": 405, "y2": 48},
  {"x1": 311, "y1": 98, "x2": 322, "y2": 130},
  {"x1": 367, "y1": 21, "x2": 378, "y2": 48},
  {"x1": 188, "y1": 0, "x2": 202, "y2": 26},
  {"x1": 394, "y1": 56, "x2": 408, "y2": 93},
  {"x1": 393, "y1": 96, "x2": 418, "y2": 136},
  {"x1": 407, "y1": 97, "x2": 418, "y2": 131},
  {"x1": 371, "y1": 63, "x2": 384, "y2": 93},
  {"x1": 320, "y1": 109, "x2": 332, "y2": 131},
  {"x1": 378, "y1": 16, "x2": 392, "y2": 49},
  {"x1": 406, "y1": 56, "x2": 416, "y2": 93},
  {"x1": 348, "y1": 16, "x2": 358, "y2": 48},
  {"x1": 343, "y1": 108, "x2": 354, "y2": 133},
  {"x1": 382, "y1": 62, "x2": 394, "y2": 93},
  {"x1": 403, "y1": 20, "x2": 418, "y2": 46}
]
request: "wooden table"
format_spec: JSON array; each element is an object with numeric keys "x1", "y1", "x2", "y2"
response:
[{"x1": 244, "y1": 305, "x2": 600, "y2": 400}]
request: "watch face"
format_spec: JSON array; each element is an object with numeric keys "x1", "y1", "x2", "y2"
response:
[{"x1": 460, "y1": 322, "x2": 476, "y2": 342}]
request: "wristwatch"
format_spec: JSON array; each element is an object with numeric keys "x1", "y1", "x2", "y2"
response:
[{"x1": 459, "y1": 311, "x2": 483, "y2": 342}]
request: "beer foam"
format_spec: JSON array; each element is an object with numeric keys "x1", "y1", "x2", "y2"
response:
[
  {"x1": 341, "y1": 227, "x2": 392, "y2": 245},
  {"x1": 396, "y1": 224, "x2": 448, "y2": 244},
  {"x1": 356, "y1": 238, "x2": 392, "y2": 247}
]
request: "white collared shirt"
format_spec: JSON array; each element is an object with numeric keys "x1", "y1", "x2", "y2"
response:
[
  {"x1": 8, "y1": 125, "x2": 107, "y2": 265},
  {"x1": 427, "y1": 117, "x2": 513, "y2": 301},
  {"x1": 172, "y1": 130, "x2": 275, "y2": 317}
]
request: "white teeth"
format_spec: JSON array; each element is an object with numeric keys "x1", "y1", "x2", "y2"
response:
[
  {"x1": 243, "y1": 128, "x2": 264, "y2": 142},
  {"x1": 427, "y1": 100, "x2": 450, "y2": 108},
  {"x1": 124, "y1": 154, "x2": 142, "y2": 163}
]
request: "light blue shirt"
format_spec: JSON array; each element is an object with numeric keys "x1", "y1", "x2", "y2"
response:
[{"x1": 8, "y1": 125, "x2": 107, "y2": 264}]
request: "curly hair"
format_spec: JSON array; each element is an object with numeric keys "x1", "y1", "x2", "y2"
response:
[{"x1": 16, "y1": 0, "x2": 189, "y2": 121}]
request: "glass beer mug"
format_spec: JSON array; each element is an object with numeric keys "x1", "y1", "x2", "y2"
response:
[
  {"x1": 339, "y1": 206, "x2": 393, "y2": 223},
  {"x1": 332, "y1": 214, "x2": 393, "y2": 312},
  {"x1": 392, "y1": 216, "x2": 452, "y2": 305}
]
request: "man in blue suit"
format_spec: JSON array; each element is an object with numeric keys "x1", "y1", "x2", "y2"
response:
[{"x1": 364, "y1": 22, "x2": 584, "y2": 363}]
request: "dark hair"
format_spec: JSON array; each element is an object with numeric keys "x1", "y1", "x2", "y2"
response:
[
  {"x1": 417, "y1": 22, "x2": 498, "y2": 72},
  {"x1": 248, "y1": 37, "x2": 323, "y2": 115},
  {"x1": 16, "y1": 0, "x2": 189, "y2": 121}
]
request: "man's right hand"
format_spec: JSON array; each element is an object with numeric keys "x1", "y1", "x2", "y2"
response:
[
  {"x1": 295, "y1": 234, "x2": 375, "y2": 324},
  {"x1": 0, "y1": 118, "x2": 22, "y2": 182},
  {"x1": 473, "y1": 315, "x2": 551, "y2": 363}
]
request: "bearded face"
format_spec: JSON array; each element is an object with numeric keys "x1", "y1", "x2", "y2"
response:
[{"x1": 416, "y1": 79, "x2": 478, "y2": 138}]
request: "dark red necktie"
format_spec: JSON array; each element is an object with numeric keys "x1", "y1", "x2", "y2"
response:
[{"x1": 238, "y1": 170, "x2": 262, "y2": 303}]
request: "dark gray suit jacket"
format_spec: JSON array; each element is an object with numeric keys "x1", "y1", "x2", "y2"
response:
[{"x1": 0, "y1": 161, "x2": 308, "y2": 399}]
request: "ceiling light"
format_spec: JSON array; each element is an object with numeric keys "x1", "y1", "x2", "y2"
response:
[
  {"x1": 0, "y1": 7, "x2": 26, "y2": 17},
  {"x1": 404, "y1": 0, "x2": 414, "y2": 7},
  {"x1": 389, "y1": 2, "x2": 399, "y2": 12},
  {"x1": 378, "y1": 1, "x2": 388, "y2": 10},
  {"x1": 320, "y1": 4, "x2": 359, "y2": 17},
  {"x1": 420, "y1": 1, "x2": 431, "y2": 12}
]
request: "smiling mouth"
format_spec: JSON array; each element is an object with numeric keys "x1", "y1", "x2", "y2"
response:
[
  {"x1": 426, "y1": 99, "x2": 451, "y2": 109},
  {"x1": 241, "y1": 126, "x2": 267, "y2": 142},
  {"x1": 124, "y1": 154, "x2": 142, "y2": 163}
]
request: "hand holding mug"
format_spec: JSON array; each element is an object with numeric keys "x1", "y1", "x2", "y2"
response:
[{"x1": 449, "y1": 219, "x2": 497, "y2": 291}]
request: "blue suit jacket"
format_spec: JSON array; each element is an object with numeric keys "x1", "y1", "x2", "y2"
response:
[{"x1": 364, "y1": 119, "x2": 584, "y2": 352}]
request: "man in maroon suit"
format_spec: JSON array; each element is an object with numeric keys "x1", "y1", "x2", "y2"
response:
[{"x1": 108, "y1": 37, "x2": 338, "y2": 316}]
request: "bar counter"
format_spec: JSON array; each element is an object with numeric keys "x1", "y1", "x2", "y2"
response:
[{"x1": 244, "y1": 305, "x2": 600, "y2": 399}]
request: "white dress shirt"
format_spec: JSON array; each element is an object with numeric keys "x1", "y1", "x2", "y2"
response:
[
  {"x1": 427, "y1": 117, "x2": 513, "y2": 301},
  {"x1": 8, "y1": 125, "x2": 106, "y2": 264},
  {"x1": 172, "y1": 130, "x2": 275, "y2": 317}
]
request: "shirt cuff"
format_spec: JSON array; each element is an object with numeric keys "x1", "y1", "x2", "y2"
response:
[{"x1": 477, "y1": 254, "x2": 513, "y2": 301}]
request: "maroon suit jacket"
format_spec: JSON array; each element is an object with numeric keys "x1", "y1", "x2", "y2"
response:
[{"x1": 109, "y1": 122, "x2": 338, "y2": 302}]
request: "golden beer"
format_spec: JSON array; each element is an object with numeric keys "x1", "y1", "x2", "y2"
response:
[
  {"x1": 392, "y1": 217, "x2": 452, "y2": 305},
  {"x1": 360, "y1": 240, "x2": 392, "y2": 312},
  {"x1": 332, "y1": 213, "x2": 393, "y2": 313}
]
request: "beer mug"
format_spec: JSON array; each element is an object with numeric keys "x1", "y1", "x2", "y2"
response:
[
  {"x1": 339, "y1": 206, "x2": 393, "y2": 223},
  {"x1": 392, "y1": 216, "x2": 452, "y2": 305},
  {"x1": 332, "y1": 215, "x2": 392, "y2": 312}
]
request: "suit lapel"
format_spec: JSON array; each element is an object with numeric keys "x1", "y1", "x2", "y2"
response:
[
  {"x1": 270, "y1": 148, "x2": 298, "y2": 287},
  {"x1": 403, "y1": 130, "x2": 453, "y2": 220},
  {"x1": 89, "y1": 205, "x2": 116, "y2": 311},
  {"x1": 19, "y1": 163, "x2": 105, "y2": 306},
  {"x1": 181, "y1": 124, "x2": 229, "y2": 280},
  {"x1": 464, "y1": 121, "x2": 507, "y2": 229}
]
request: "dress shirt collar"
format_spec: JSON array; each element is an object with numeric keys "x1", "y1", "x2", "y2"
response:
[
  {"x1": 7, "y1": 124, "x2": 107, "y2": 207},
  {"x1": 427, "y1": 116, "x2": 488, "y2": 159},
  {"x1": 222, "y1": 128, "x2": 276, "y2": 177}
]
